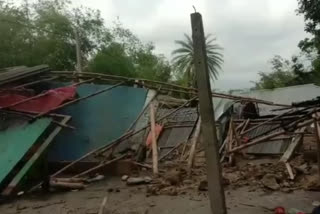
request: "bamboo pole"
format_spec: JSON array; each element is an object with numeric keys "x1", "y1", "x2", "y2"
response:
[
  {"x1": 14, "y1": 76, "x2": 59, "y2": 89},
  {"x1": 72, "y1": 155, "x2": 126, "y2": 178},
  {"x1": 50, "y1": 71, "x2": 291, "y2": 107},
  {"x1": 149, "y1": 103, "x2": 158, "y2": 175},
  {"x1": 34, "y1": 81, "x2": 124, "y2": 119}
]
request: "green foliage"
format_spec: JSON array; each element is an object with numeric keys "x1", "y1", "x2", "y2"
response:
[
  {"x1": 88, "y1": 42, "x2": 135, "y2": 77},
  {"x1": 254, "y1": 0, "x2": 320, "y2": 90},
  {"x1": 171, "y1": 34, "x2": 223, "y2": 87},
  {"x1": 253, "y1": 55, "x2": 320, "y2": 89},
  {"x1": 0, "y1": 0, "x2": 172, "y2": 83}
]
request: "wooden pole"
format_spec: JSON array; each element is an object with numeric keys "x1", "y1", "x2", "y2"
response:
[
  {"x1": 313, "y1": 116, "x2": 320, "y2": 179},
  {"x1": 98, "y1": 197, "x2": 108, "y2": 214},
  {"x1": 191, "y1": 12, "x2": 226, "y2": 214},
  {"x1": 187, "y1": 118, "x2": 202, "y2": 176},
  {"x1": 149, "y1": 103, "x2": 159, "y2": 175}
]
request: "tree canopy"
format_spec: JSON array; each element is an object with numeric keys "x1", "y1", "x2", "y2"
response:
[
  {"x1": 0, "y1": 0, "x2": 172, "y2": 83},
  {"x1": 254, "y1": 0, "x2": 320, "y2": 89}
]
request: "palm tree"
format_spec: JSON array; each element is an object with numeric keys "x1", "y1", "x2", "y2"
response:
[{"x1": 172, "y1": 34, "x2": 223, "y2": 87}]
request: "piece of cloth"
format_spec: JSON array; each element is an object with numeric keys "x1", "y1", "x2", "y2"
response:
[
  {"x1": 146, "y1": 124, "x2": 164, "y2": 148},
  {"x1": 0, "y1": 86, "x2": 76, "y2": 113}
]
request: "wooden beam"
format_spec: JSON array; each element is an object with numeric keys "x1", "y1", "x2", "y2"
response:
[
  {"x1": 149, "y1": 103, "x2": 159, "y2": 175},
  {"x1": 187, "y1": 118, "x2": 202, "y2": 176},
  {"x1": 285, "y1": 162, "x2": 295, "y2": 180},
  {"x1": 280, "y1": 127, "x2": 306, "y2": 162},
  {"x1": 191, "y1": 12, "x2": 226, "y2": 214}
]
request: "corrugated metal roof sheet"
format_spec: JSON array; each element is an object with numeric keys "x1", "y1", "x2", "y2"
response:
[
  {"x1": 233, "y1": 84, "x2": 320, "y2": 116},
  {"x1": 0, "y1": 65, "x2": 50, "y2": 86},
  {"x1": 244, "y1": 123, "x2": 290, "y2": 154}
]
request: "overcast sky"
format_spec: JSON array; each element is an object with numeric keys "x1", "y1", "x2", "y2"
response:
[{"x1": 72, "y1": 0, "x2": 307, "y2": 90}]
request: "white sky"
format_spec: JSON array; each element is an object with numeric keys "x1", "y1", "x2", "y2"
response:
[{"x1": 16, "y1": 0, "x2": 309, "y2": 90}]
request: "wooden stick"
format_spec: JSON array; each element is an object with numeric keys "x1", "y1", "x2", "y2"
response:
[
  {"x1": 150, "y1": 103, "x2": 159, "y2": 175},
  {"x1": 49, "y1": 180, "x2": 85, "y2": 190},
  {"x1": 187, "y1": 118, "x2": 202, "y2": 176},
  {"x1": 285, "y1": 162, "x2": 295, "y2": 180},
  {"x1": 228, "y1": 119, "x2": 234, "y2": 164},
  {"x1": 51, "y1": 132, "x2": 132, "y2": 178},
  {"x1": 98, "y1": 197, "x2": 108, "y2": 214},
  {"x1": 72, "y1": 155, "x2": 126, "y2": 178},
  {"x1": 159, "y1": 140, "x2": 185, "y2": 162},
  {"x1": 34, "y1": 81, "x2": 124, "y2": 119},
  {"x1": 241, "y1": 109, "x2": 295, "y2": 136},
  {"x1": 0, "y1": 109, "x2": 75, "y2": 129},
  {"x1": 231, "y1": 119, "x2": 241, "y2": 147},
  {"x1": 13, "y1": 76, "x2": 59, "y2": 89},
  {"x1": 230, "y1": 118, "x2": 314, "y2": 153}
]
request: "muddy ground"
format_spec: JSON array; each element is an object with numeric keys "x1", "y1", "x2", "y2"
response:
[{"x1": 0, "y1": 176, "x2": 320, "y2": 214}]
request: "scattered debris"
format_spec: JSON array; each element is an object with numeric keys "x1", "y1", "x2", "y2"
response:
[{"x1": 127, "y1": 177, "x2": 152, "y2": 185}]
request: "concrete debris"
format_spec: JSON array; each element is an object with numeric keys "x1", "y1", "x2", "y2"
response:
[
  {"x1": 303, "y1": 175, "x2": 320, "y2": 190},
  {"x1": 122, "y1": 175, "x2": 129, "y2": 181},
  {"x1": 261, "y1": 174, "x2": 280, "y2": 190},
  {"x1": 87, "y1": 174, "x2": 105, "y2": 183},
  {"x1": 127, "y1": 176, "x2": 152, "y2": 185}
]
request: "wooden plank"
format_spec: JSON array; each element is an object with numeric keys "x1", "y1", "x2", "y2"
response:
[
  {"x1": 187, "y1": 118, "x2": 202, "y2": 176},
  {"x1": 150, "y1": 103, "x2": 159, "y2": 175},
  {"x1": 2, "y1": 116, "x2": 71, "y2": 196},
  {"x1": 285, "y1": 162, "x2": 295, "y2": 180},
  {"x1": 191, "y1": 12, "x2": 226, "y2": 214},
  {"x1": 280, "y1": 127, "x2": 306, "y2": 162}
]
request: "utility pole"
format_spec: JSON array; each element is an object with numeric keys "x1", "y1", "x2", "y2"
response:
[
  {"x1": 191, "y1": 12, "x2": 227, "y2": 214},
  {"x1": 74, "y1": 28, "x2": 82, "y2": 74}
]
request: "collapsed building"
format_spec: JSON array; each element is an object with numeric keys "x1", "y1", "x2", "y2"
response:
[{"x1": 1, "y1": 65, "x2": 320, "y2": 201}]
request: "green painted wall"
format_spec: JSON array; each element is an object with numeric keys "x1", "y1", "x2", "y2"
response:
[{"x1": 0, "y1": 118, "x2": 51, "y2": 185}]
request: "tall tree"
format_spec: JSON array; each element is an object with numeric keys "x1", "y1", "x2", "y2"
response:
[{"x1": 171, "y1": 34, "x2": 223, "y2": 87}]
